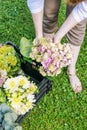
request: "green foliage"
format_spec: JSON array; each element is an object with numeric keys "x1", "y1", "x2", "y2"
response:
[
  {"x1": 20, "y1": 37, "x2": 33, "y2": 63},
  {"x1": 0, "y1": 103, "x2": 22, "y2": 130},
  {"x1": 20, "y1": 37, "x2": 32, "y2": 58},
  {"x1": 0, "y1": 89, "x2": 6, "y2": 104}
]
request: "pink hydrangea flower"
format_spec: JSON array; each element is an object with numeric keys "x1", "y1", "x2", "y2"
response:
[{"x1": 30, "y1": 38, "x2": 72, "y2": 76}]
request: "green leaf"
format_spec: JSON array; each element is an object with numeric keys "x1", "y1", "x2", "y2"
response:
[
  {"x1": 10, "y1": 123, "x2": 22, "y2": 130},
  {"x1": 2, "y1": 120, "x2": 11, "y2": 130},
  {"x1": 0, "y1": 112, "x2": 3, "y2": 122},
  {"x1": 20, "y1": 37, "x2": 32, "y2": 58},
  {"x1": 0, "y1": 89, "x2": 6, "y2": 103},
  {"x1": 23, "y1": 57, "x2": 32, "y2": 64},
  {"x1": 2, "y1": 120, "x2": 21, "y2": 130},
  {"x1": 0, "y1": 103, "x2": 12, "y2": 114},
  {"x1": 13, "y1": 126, "x2": 22, "y2": 130},
  {"x1": 0, "y1": 126, "x2": 3, "y2": 130},
  {"x1": 4, "y1": 112, "x2": 18, "y2": 122}
]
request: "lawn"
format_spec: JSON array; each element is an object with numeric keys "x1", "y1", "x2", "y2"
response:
[{"x1": 0, "y1": 0, "x2": 87, "y2": 130}]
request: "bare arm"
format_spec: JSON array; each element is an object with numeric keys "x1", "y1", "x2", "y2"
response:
[
  {"x1": 32, "y1": 11, "x2": 43, "y2": 38},
  {"x1": 54, "y1": 1, "x2": 87, "y2": 43},
  {"x1": 27, "y1": 0, "x2": 44, "y2": 38},
  {"x1": 54, "y1": 13, "x2": 78, "y2": 43}
]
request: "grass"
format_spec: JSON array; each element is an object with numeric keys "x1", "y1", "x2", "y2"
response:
[{"x1": 0, "y1": 0, "x2": 87, "y2": 130}]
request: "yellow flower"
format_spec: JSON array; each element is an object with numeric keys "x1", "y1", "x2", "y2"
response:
[
  {"x1": 39, "y1": 66, "x2": 46, "y2": 76},
  {"x1": 0, "y1": 45, "x2": 15, "y2": 55},
  {"x1": 22, "y1": 93, "x2": 27, "y2": 98},
  {"x1": 0, "y1": 45, "x2": 20, "y2": 75},
  {"x1": 12, "y1": 92, "x2": 18, "y2": 97},
  {"x1": 39, "y1": 37, "x2": 49, "y2": 47},
  {"x1": 18, "y1": 76, "x2": 28, "y2": 86},
  {"x1": 66, "y1": 53, "x2": 72, "y2": 59},
  {"x1": 26, "y1": 101, "x2": 33, "y2": 109},
  {"x1": 20, "y1": 104, "x2": 28, "y2": 114},
  {"x1": 6, "y1": 55, "x2": 17, "y2": 66},
  {"x1": 29, "y1": 83, "x2": 37, "y2": 93},
  {"x1": 58, "y1": 43, "x2": 63, "y2": 50},
  {"x1": 11, "y1": 96, "x2": 22, "y2": 105},
  {"x1": 36, "y1": 55, "x2": 42, "y2": 62},
  {"x1": 49, "y1": 64, "x2": 55, "y2": 72}
]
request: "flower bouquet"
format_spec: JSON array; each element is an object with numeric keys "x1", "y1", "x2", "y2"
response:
[
  {"x1": 0, "y1": 44, "x2": 20, "y2": 76},
  {"x1": 0, "y1": 44, "x2": 38, "y2": 116},
  {"x1": 0, "y1": 42, "x2": 52, "y2": 125},
  {"x1": 0, "y1": 44, "x2": 21, "y2": 107},
  {"x1": 20, "y1": 37, "x2": 72, "y2": 77},
  {"x1": 3, "y1": 75, "x2": 37, "y2": 115}
]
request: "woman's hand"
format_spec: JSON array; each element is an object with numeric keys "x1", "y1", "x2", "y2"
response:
[{"x1": 53, "y1": 33, "x2": 62, "y2": 43}]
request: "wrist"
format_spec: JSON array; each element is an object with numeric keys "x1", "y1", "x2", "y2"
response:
[
  {"x1": 54, "y1": 34, "x2": 61, "y2": 43},
  {"x1": 36, "y1": 32, "x2": 43, "y2": 39}
]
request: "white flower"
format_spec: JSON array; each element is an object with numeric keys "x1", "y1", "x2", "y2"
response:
[
  {"x1": 22, "y1": 93, "x2": 27, "y2": 98},
  {"x1": 27, "y1": 94, "x2": 36, "y2": 103},
  {"x1": 3, "y1": 75, "x2": 37, "y2": 115},
  {"x1": 26, "y1": 101, "x2": 34, "y2": 110},
  {"x1": 10, "y1": 95, "x2": 22, "y2": 105},
  {"x1": 3, "y1": 78, "x2": 19, "y2": 92},
  {"x1": 18, "y1": 88, "x2": 24, "y2": 93},
  {"x1": 0, "y1": 69, "x2": 7, "y2": 78},
  {"x1": 17, "y1": 75, "x2": 29, "y2": 86},
  {"x1": 23, "y1": 81, "x2": 30, "y2": 89}
]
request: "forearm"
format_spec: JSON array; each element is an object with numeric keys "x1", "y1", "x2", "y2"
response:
[
  {"x1": 54, "y1": 13, "x2": 78, "y2": 43},
  {"x1": 54, "y1": 1, "x2": 87, "y2": 43},
  {"x1": 27, "y1": 0, "x2": 44, "y2": 38},
  {"x1": 32, "y1": 11, "x2": 43, "y2": 38}
]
